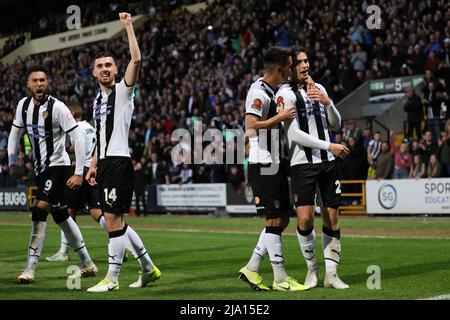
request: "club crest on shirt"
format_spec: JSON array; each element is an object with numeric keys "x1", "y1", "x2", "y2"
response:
[
  {"x1": 42, "y1": 110, "x2": 48, "y2": 119},
  {"x1": 105, "y1": 88, "x2": 113, "y2": 95},
  {"x1": 277, "y1": 96, "x2": 284, "y2": 108},
  {"x1": 252, "y1": 98, "x2": 262, "y2": 110}
]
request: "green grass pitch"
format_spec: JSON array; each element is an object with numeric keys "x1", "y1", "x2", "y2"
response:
[{"x1": 1, "y1": 213, "x2": 450, "y2": 300}]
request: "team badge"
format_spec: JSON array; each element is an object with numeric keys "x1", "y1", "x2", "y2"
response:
[
  {"x1": 274, "y1": 200, "x2": 280, "y2": 209},
  {"x1": 42, "y1": 110, "x2": 48, "y2": 119},
  {"x1": 105, "y1": 88, "x2": 113, "y2": 95},
  {"x1": 252, "y1": 98, "x2": 262, "y2": 110},
  {"x1": 277, "y1": 96, "x2": 284, "y2": 108}
]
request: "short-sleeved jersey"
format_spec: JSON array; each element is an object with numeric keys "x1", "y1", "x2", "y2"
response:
[
  {"x1": 93, "y1": 79, "x2": 134, "y2": 160},
  {"x1": 77, "y1": 120, "x2": 96, "y2": 168},
  {"x1": 276, "y1": 82, "x2": 334, "y2": 166},
  {"x1": 245, "y1": 78, "x2": 280, "y2": 164},
  {"x1": 12, "y1": 95, "x2": 77, "y2": 174}
]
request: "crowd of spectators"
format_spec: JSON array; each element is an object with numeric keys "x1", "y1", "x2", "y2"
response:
[{"x1": 1, "y1": 0, "x2": 450, "y2": 192}]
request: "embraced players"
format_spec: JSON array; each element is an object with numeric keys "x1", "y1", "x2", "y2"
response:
[{"x1": 239, "y1": 46, "x2": 309, "y2": 291}]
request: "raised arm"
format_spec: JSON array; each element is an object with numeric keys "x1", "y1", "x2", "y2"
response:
[{"x1": 119, "y1": 12, "x2": 141, "y2": 86}]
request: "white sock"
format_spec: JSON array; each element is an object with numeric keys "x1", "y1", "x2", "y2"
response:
[
  {"x1": 59, "y1": 230, "x2": 69, "y2": 254},
  {"x1": 246, "y1": 228, "x2": 267, "y2": 272},
  {"x1": 58, "y1": 216, "x2": 93, "y2": 267},
  {"x1": 125, "y1": 224, "x2": 154, "y2": 272},
  {"x1": 265, "y1": 227, "x2": 288, "y2": 283},
  {"x1": 107, "y1": 233, "x2": 126, "y2": 282},
  {"x1": 296, "y1": 227, "x2": 317, "y2": 269},
  {"x1": 27, "y1": 221, "x2": 47, "y2": 271},
  {"x1": 100, "y1": 215, "x2": 136, "y2": 257},
  {"x1": 322, "y1": 226, "x2": 341, "y2": 274}
]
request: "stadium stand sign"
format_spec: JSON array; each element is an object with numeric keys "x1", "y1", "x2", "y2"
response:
[
  {"x1": 0, "y1": 187, "x2": 28, "y2": 211},
  {"x1": 366, "y1": 179, "x2": 450, "y2": 214},
  {"x1": 145, "y1": 183, "x2": 257, "y2": 214},
  {"x1": 369, "y1": 75, "x2": 423, "y2": 103},
  {"x1": 1, "y1": 15, "x2": 147, "y2": 65}
]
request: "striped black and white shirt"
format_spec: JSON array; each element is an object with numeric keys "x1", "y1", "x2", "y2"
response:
[
  {"x1": 12, "y1": 95, "x2": 78, "y2": 174},
  {"x1": 93, "y1": 79, "x2": 134, "y2": 160},
  {"x1": 276, "y1": 82, "x2": 339, "y2": 166},
  {"x1": 368, "y1": 139, "x2": 382, "y2": 160},
  {"x1": 245, "y1": 77, "x2": 280, "y2": 164},
  {"x1": 78, "y1": 120, "x2": 96, "y2": 167}
]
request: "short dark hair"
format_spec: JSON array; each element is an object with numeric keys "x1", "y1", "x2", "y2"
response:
[
  {"x1": 92, "y1": 51, "x2": 115, "y2": 65},
  {"x1": 68, "y1": 105, "x2": 83, "y2": 120},
  {"x1": 263, "y1": 46, "x2": 290, "y2": 70},
  {"x1": 27, "y1": 64, "x2": 48, "y2": 78}
]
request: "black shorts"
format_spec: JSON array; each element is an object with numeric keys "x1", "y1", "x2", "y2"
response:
[
  {"x1": 97, "y1": 157, "x2": 134, "y2": 215},
  {"x1": 36, "y1": 166, "x2": 72, "y2": 207},
  {"x1": 248, "y1": 162, "x2": 290, "y2": 218},
  {"x1": 66, "y1": 167, "x2": 100, "y2": 211},
  {"x1": 291, "y1": 160, "x2": 341, "y2": 208}
]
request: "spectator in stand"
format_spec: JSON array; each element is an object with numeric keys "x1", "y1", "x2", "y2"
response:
[
  {"x1": 147, "y1": 152, "x2": 169, "y2": 185},
  {"x1": 391, "y1": 131, "x2": 413, "y2": 179},
  {"x1": 367, "y1": 131, "x2": 382, "y2": 163},
  {"x1": 362, "y1": 127, "x2": 372, "y2": 150},
  {"x1": 403, "y1": 88, "x2": 424, "y2": 140},
  {"x1": 426, "y1": 154, "x2": 441, "y2": 178},
  {"x1": 342, "y1": 120, "x2": 362, "y2": 147},
  {"x1": 227, "y1": 165, "x2": 244, "y2": 192},
  {"x1": 180, "y1": 163, "x2": 193, "y2": 184},
  {"x1": 422, "y1": 130, "x2": 438, "y2": 165},
  {"x1": 409, "y1": 154, "x2": 426, "y2": 179},
  {"x1": 437, "y1": 119, "x2": 450, "y2": 177},
  {"x1": 133, "y1": 161, "x2": 148, "y2": 217},
  {"x1": 375, "y1": 142, "x2": 394, "y2": 180}
]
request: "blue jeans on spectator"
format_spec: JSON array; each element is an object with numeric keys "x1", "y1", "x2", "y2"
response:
[
  {"x1": 426, "y1": 119, "x2": 442, "y2": 141},
  {"x1": 394, "y1": 168, "x2": 409, "y2": 179}
]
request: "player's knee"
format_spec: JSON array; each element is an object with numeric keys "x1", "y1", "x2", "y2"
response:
[
  {"x1": 31, "y1": 207, "x2": 49, "y2": 222},
  {"x1": 50, "y1": 207, "x2": 70, "y2": 224}
]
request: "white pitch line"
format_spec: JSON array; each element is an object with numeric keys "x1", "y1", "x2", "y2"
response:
[
  {"x1": 419, "y1": 294, "x2": 450, "y2": 300},
  {"x1": 2, "y1": 222, "x2": 450, "y2": 240}
]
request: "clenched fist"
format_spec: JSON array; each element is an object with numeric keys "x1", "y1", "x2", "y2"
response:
[{"x1": 119, "y1": 12, "x2": 132, "y2": 26}]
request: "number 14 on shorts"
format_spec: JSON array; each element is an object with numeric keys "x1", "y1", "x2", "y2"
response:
[{"x1": 104, "y1": 188, "x2": 117, "y2": 206}]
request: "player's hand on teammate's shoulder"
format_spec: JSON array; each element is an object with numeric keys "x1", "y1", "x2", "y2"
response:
[
  {"x1": 328, "y1": 143, "x2": 350, "y2": 160},
  {"x1": 67, "y1": 174, "x2": 83, "y2": 189},
  {"x1": 119, "y1": 12, "x2": 132, "y2": 26},
  {"x1": 85, "y1": 167, "x2": 97, "y2": 186},
  {"x1": 278, "y1": 106, "x2": 296, "y2": 120}
]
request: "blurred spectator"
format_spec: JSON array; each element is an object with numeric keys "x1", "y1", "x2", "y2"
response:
[
  {"x1": 342, "y1": 120, "x2": 362, "y2": 146},
  {"x1": 391, "y1": 132, "x2": 413, "y2": 179},
  {"x1": 437, "y1": 120, "x2": 450, "y2": 177},
  {"x1": 227, "y1": 165, "x2": 244, "y2": 191},
  {"x1": 133, "y1": 161, "x2": 147, "y2": 217},
  {"x1": 403, "y1": 88, "x2": 424, "y2": 140},
  {"x1": 426, "y1": 154, "x2": 442, "y2": 178},
  {"x1": 147, "y1": 152, "x2": 169, "y2": 185},
  {"x1": 180, "y1": 163, "x2": 193, "y2": 184},
  {"x1": 409, "y1": 154, "x2": 426, "y2": 179},
  {"x1": 375, "y1": 142, "x2": 394, "y2": 180}
]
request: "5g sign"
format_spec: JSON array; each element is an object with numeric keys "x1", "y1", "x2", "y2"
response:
[{"x1": 366, "y1": 5, "x2": 381, "y2": 30}]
